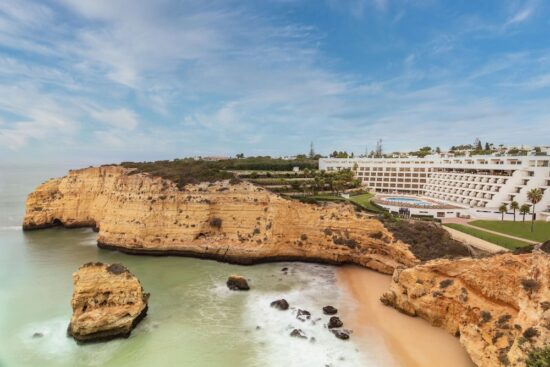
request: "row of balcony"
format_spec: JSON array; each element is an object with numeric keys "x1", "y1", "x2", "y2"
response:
[{"x1": 430, "y1": 173, "x2": 508, "y2": 184}]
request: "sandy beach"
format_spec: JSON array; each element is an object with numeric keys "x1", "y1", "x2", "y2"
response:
[{"x1": 338, "y1": 266, "x2": 475, "y2": 367}]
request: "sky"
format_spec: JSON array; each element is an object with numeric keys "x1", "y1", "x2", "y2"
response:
[{"x1": 0, "y1": 0, "x2": 549, "y2": 165}]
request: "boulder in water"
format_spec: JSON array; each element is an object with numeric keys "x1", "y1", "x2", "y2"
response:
[
  {"x1": 67, "y1": 262, "x2": 149, "y2": 343},
  {"x1": 328, "y1": 316, "x2": 343, "y2": 329},
  {"x1": 270, "y1": 299, "x2": 289, "y2": 310},
  {"x1": 322, "y1": 305, "x2": 338, "y2": 315},
  {"x1": 226, "y1": 275, "x2": 249, "y2": 291},
  {"x1": 290, "y1": 329, "x2": 307, "y2": 339},
  {"x1": 331, "y1": 329, "x2": 350, "y2": 340},
  {"x1": 296, "y1": 309, "x2": 311, "y2": 321}
]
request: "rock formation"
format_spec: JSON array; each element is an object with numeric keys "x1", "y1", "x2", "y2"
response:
[
  {"x1": 68, "y1": 262, "x2": 149, "y2": 343},
  {"x1": 226, "y1": 275, "x2": 249, "y2": 291},
  {"x1": 23, "y1": 166, "x2": 420, "y2": 274},
  {"x1": 381, "y1": 252, "x2": 550, "y2": 367}
]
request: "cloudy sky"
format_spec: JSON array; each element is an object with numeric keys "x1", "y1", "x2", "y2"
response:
[{"x1": 0, "y1": 0, "x2": 549, "y2": 164}]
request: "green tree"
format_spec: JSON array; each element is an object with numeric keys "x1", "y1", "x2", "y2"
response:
[
  {"x1": 520, "y1": 204, "x2": 531, "y2": 222},
  {"x1": 527, "y1": 188, "x2": 543, "y2": 232},
  {"x1": 510, "y1": 200, "x2": 519, "y2": 222},
  {"x1": 498, "y1": 203, "x2": 508, "y2": 221}
]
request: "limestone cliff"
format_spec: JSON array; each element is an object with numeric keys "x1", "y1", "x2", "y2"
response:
[
  {"x1": 68, "y1": 262, "x2": 149, "y2": 342},
  {"x1": 381, "y1": 252, "x2": 550, "y2": 367},
  {"x1": 23, "y1": 166, "x2": 419, "y2": 274}
]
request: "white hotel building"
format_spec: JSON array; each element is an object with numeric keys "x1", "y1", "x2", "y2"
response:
[{"x1": 319, "y1": 155, "x2": 550, "y2": 220}]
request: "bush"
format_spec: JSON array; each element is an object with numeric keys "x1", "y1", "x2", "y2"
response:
[
  {"x1": 209, "y1": 217, "x2": 222, "y2": 229},
  {"x1": 522, "y1": 279, "x2": 541, "y2": 292},
  {"x1": 439, "y1": 279, "x2": 454, "y2": 289},
  {"x1": 300, "y1": 234, "x2": 308, "y2": 241},
  {"x1": 382, "y1": 220, "x2": 471, "y2": 261},
  {"x1": 526, "y1": 347, "x2": 550, "y2": 367},
  {"x1": 480, "y1": 311, "x2": 492, "y2": 324},
  {"x1": 523, "y1": 327, "x2": 540, "y2": 339}
]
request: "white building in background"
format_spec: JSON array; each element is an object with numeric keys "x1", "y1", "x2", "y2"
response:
[{"x1": 319, "y1": 155, "x2": 550, "y2": 220}]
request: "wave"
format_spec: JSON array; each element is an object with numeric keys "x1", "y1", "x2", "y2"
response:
[{"x1": 243, "y1": 263, "x2": 391, "y2": 367}]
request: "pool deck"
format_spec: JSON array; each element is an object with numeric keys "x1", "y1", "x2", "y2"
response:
[{"x1": 373, "y1": 195, "x2": 461, "y2": 210}]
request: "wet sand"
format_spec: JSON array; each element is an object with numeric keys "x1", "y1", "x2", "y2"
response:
[{"x1": 338, "y1": 266, "x2": 475, "y2": 367}]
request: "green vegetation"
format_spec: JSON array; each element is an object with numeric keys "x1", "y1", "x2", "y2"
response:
[
  {"x1": 469, "y1": 220, "x2": 550, "y2": 243},
  {"x1": 443, "y1": 223, "x2": 531, "y2": 250},
  {"x1": 349, "y1": 193, "x2": 385, "y2": 213},
  {"x1": 526, "y1": 347, "x2": 550, "y2": 367},
  {"x1": 120, "y1": 157, "x2": 318, "y2": 189},
  {"x1": 121, "y1": 159, "x2": 235, "y2": 188},
  {"x1": 528, "y1": 188, "x2": 544, "y2": 232},
  {"x1": 383, "y1": 220, "x2": 471, "y2": 261}
]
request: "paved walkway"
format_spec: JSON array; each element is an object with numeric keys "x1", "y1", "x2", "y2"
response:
[
  {"x1": 443, "y1": 218, "x2": 538, "y2": 245},
  {"x1": 442, "y1": 226, "x2": 507, "y2": 254}
]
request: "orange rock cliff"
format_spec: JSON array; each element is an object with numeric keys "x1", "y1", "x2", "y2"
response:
[
  {"x1": 381, "y1": 251, "x2": 550, "y2": 367},
  {"x1": 23, "y1": 165, "x2": 419, "y2": 274}
]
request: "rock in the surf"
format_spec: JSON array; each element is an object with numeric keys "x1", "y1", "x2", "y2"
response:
[
  {"x1": 323, "y1": 305, "x2": 338, "y2": 315},
  {"x1": 67, "y1": 262, "x2": 149, "y2": 343},
  {"x1": 296, "y1": 309, "x2": 311, "y2": 321},
  {"x1": 226, "y1": 275, "x2": 250, "y2": 291},
  {"x1": 290, "y1": 329, "x2": 307, "y2": 339},
  {"x1": 331, "y1": 329, "x2": 350, "y2": 340},
  {"x1": 270, "y1": 299, "x2": 289, "y2": 310},
  {"x1": 328, "y1": 316, "x2": 343, "y2": 329}
]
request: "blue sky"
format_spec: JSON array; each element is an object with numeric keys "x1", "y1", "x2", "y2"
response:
[{"x1": 0, "y1": 0, "x2": 549, "y2": 164}]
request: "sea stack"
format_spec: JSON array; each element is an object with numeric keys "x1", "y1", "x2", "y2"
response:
[{"x1": 67, "y1": 262, "x2": 149, "y2": 343}]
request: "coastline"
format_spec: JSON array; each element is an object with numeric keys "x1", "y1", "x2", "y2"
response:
[{"x1": 337, "y1": 265, "x2": 475, "y2": 367}]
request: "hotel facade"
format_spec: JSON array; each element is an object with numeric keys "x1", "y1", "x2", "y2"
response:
[{"x1": 319, "y1": 155, "x2": 550, "y2": 220}]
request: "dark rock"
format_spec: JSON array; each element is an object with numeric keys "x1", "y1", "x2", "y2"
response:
[
  {"x1": 297, "y1": 309, "x2": 311, "y2": 322},
  {"x1": 270, "y1": 299, "x2": 289, "y2": 310},
  {"x1": 281, "y1": 267, "x2": 288, "y2": 272},
  {"x1": 32, "y1": 332, "x2": 44, "y2": 338},
  {"x1": 328, "y1": 316, "x2": 343, "y2": 329},
  {"x1": 226, "y1": 275, "x2": 249, "y2": 291},
  {"x1": 323, "y1": 305, "x2": 338, "y2": 315},
  {"x1": 331, "y1": 329, "x2": 350, "y2": 340},
  {"x1": 106, "y1": 263, "x2": 128, "y2": 275},
  {"x1": 290, "y1": 329, "x2": 307, "y2": 339}
]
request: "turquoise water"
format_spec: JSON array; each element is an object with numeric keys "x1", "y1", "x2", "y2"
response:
[
  {"x1": 383, "y1": 197, "x2": 434, "y2": 206},
  {"x1": 0, "y1": 164, "x2": 393, "y2": 367}
]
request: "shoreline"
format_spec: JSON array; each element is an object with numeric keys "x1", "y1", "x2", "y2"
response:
[{"x1": 337, "y1": 265, "x2": 475, "y2": 367}]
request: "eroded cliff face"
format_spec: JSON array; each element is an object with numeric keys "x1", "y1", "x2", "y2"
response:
[
  {"x1": 68, "y1": 262, "x2": 149, "y2": 342},
  {"x1": 381, "y1": 252, "x2": 550, "y2": 367},
  {"x1": 23, "y1": 166, "x2": 418, "y2": 273}
]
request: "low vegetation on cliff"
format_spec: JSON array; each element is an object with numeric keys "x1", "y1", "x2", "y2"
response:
[
  {"x1": 382, "y1": 219, "x2": 473, "y2": 261},
  {"x1": 120, "y1": 157, "x2": 318, "y2": 189}
]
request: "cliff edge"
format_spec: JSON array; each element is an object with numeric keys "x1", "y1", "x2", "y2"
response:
[
  {"x1": 23, "y1": 166, "x2": 420, "y2": 273},
  {"x1": 381, "y1": 251, "x2": 550, "y2": 367}
]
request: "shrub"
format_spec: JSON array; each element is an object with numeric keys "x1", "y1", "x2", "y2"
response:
[
  {"x1": 209, "y1": 217, "x2": 222, "y2": 229},
  {"x1": 522, "y1": 279, "x2": 541, "y2": 292},
  {"x1": 480, "y1": 311, "x2": 492, "y2": 324},
  {"x1": 526, "y1": 347, "x2": 550, "y2": 367},
  {"x1": 300, "y1": 234, "x2": 308, "y2": 241},
  {"x1": 439, "y1": 279, "x2": 454, "y2": 289},
  {"x1": 323, "y1": 228, "x2": 333, "y2": 236},
  {"x1": 523, "y1": 327, "x2": 540, "y2": 339}
]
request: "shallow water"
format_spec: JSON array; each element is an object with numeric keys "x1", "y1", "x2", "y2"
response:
[{"x1": 0, "y1": 164, "x2": 391, "y2": 367}]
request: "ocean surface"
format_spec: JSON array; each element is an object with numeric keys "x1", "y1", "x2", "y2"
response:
[{"x1": 0, "y1": 164, "x2": 395, "y2": 367}]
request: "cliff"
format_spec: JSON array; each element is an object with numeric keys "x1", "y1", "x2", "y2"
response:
[
  {"x1": 68, "y1": 262, "x2": 149, "y2": 342},
  {"x1": 23, "y1": 166, "x2": 420, "y2": 274},
  {"x1": 381, "y1": 251, "x2": 550, "y2": 367}
]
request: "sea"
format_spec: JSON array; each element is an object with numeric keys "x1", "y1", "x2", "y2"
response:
[{"x1": 0, "y1": 163, "x2": 396, "y2": 367}]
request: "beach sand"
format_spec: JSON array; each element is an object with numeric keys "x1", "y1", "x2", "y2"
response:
[{"x1": 338, "y1": 266, "x2": 475, "y2": 367}]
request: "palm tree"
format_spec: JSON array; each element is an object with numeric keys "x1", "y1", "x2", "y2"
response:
[
  {"x1": 498, "y1": 203, "x2": 508, "y2": 221},
  {"x1": 527, "y1": 188, "x2": 543, "y2": 232},
  {"x1": 520, "y1": 204, "x2": 531, "y2": 222},
  {"x1": 510, "y1": 200, "x2": 519, "y2": 222}
]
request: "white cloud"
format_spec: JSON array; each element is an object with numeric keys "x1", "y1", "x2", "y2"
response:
[{"x1": 506, "y1": 6, "x2": 534, "y2": 26}]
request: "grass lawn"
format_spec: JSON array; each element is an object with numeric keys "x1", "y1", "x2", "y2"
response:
[
  {"x1": 349, "y1": 193, "x2": 385, "y2": 213},
  {"x1": 469, "y1": 220, "x2": 550, "y2": 243},
  {"x1": 444, "y1": 223, "x2": 531, "y2": 250}
]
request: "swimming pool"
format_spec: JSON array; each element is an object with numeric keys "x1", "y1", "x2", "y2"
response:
[{"x1": 382, "y1": 197, "x2": 434, "y2": 206}]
